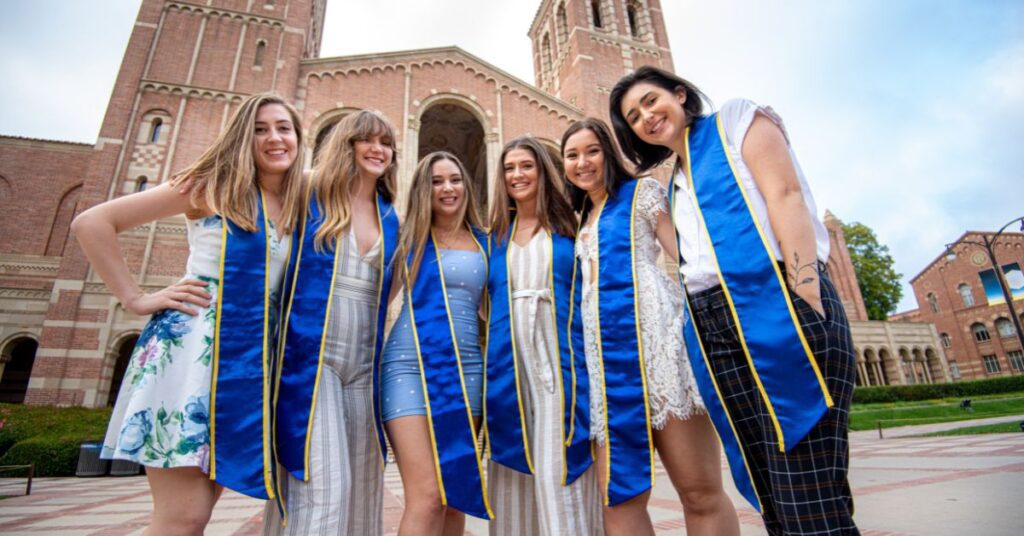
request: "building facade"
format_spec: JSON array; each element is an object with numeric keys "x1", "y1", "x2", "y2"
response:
[
  {"x1": 823, "y1": 213, "x2": 950, "y2": 387},
  {"x1": 891, "y1": 231, "x2": 1024, "y2": 380},
  {"x1": 0, "y1": 0, "x2": 673, "y2": 407}
]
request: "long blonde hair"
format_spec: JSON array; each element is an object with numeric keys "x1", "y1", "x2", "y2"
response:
[
  {"x1": 309, "y1": 110, "x2": 398, "y2": 251},
  {"x1": 489, "y1": 136, "x2": 576, "y2": 242},
  {"x1": 398, "y1": 151, "x2": 484, "y2": 285},
  {"x1": 171, "y1": 93, "x2": 304, "y2": 234}
]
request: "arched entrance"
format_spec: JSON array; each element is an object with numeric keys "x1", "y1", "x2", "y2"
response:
[
  {"x1": 878, "y1": 348, "x2": 894, "y2": 385},
  {"x1": 418, "y1": 101, "x2": 488, "y2": 219},
  {"x1": 925, "y1": 347, "x2": 945, "y2": 383},
  {"x1": 107, "y1": 334, "x2": 140, "y2": 407},
  {"x1": 311, "y1": 109, "x2": 359, "y2": 163},
  {"x1": 0, "y1": 337, "x2": 38, "y2": 404}
]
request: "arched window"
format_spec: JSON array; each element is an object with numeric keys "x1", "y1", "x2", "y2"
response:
[
  {"x1": 940, "y1": 332, "x2": 951, "y2": 348},
  {"x1": 591, "y1": 0, "x2": 603, "y2": 28},
  {"x1": 541, "y1": 34, "x2": 553, "y2": 88},
  {"x1": 926, "y1": 292, "x2": 939, "y2": 313},
  {"x1": 958, "y1": 283, "x2": 974, "y2": 306},
  {"x1": 556, "y1": 3, "x2": 568, "y2": 48},
  {"x1": 45, "y1": 184, "x2": 82, "y2": 256},
  {"x1": 149, "y1": 118, "x2": 162, "y2": 143},
  {"x1": 995, "y1": 318, "x2": 1015, "y2": 338},
  {"x1": 627, "y1": 0, "x2": 642, "y2": 38},
  {"x1": 136, "y1": 176, "x2": 149, "y2": 192},
  {"x1": 254, "y1": 41, "x2": 267, "y2": 68},
  {"x1": 972, "y1": 322, "x2": 990, "y2": 342}
]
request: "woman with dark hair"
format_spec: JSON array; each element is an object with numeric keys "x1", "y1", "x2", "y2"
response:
[
  {"x1": 382, "y1": 151, "x2": 492, "y2": 533},
  {"x1": 485, "y1": 136, "x2": 599, "y2": 535},
  {"x1": 560, "y1": 118, "x2": 738, "y2": 536},
  {"x1": 610, "y1": 65, "x2": 858, "y2": 535}
]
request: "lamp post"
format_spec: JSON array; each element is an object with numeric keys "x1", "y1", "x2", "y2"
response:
[{"x1": 945, "y1": 216, "x2": 1024, "y2": 368}]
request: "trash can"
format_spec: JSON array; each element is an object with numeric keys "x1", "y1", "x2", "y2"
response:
[
  {"x1": 75, "y1": 442, "x2": 110, "y2": 477},
  {"x1": 109, "y1": 459, "x2": 143, "y2": 476}
]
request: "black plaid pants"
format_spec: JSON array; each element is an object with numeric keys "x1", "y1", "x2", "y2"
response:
[{"x1": 690, "y1": 272, "x2": 859, "y2": 535}]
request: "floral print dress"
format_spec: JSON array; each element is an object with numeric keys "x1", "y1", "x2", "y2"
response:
[{"x1": 101, "y1": 215, "x2": 290, "y2": 472}]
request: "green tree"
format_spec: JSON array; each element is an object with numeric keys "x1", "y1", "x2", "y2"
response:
[{"x1": 841, "y1": 221, "x2": 903, "y2": 320}]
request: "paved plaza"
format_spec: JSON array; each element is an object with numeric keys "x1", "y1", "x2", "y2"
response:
[{"x1": 1, "y1": 420, "x2": 1022, "y2": 535}]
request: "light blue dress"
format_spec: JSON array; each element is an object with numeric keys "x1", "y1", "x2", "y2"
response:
[{"x1": 381, "y1": 249, "x2": 485, "y2": 421}]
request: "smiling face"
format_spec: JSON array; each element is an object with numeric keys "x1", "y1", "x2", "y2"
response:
[
  {"x1": 619, "y1": 81, "x2": 688, "y2": 149},
  {"x1": 353, "y1": 133, "x2": 394, "y2": 181},
  {"x1": 252, "y1": 103, "x2": 298, "y2": 178},
  {"x1": 503, "y1": 148, "x2": 540, "y2": 208},
  {"x1": 562, "y1": 128, "x2": 606, "y2": 196},
  {"x1": 430, "y1": 158, "x2": 466, "y2": 222}
]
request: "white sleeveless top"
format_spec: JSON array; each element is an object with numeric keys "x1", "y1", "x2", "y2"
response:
[{"x1": 672, "y1": 98, "x2": 830, "y2": 293}]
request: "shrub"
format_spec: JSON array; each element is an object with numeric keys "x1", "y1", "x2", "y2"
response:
[
  {"x1": 853, "y1": 376, "x2": 1024, "y2": 404},
  {"x1": 0, "y1": 404, "x2": 111, "y2": 476}
]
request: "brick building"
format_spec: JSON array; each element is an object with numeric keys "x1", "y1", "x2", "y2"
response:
[
  {"x1": 0, "y1": 0, "x2": 675, "y2": 406},
  {"x1": 890, "y1": 231, "x2": 1024, "y2": 380},
  {"x1": 823, "y1": 213, "x2": 950, "y2": 387}
]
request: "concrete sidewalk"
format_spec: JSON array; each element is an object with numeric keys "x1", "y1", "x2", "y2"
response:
[{"x1": 1, "y1": 424, "x2": 1022, "y2": 535}]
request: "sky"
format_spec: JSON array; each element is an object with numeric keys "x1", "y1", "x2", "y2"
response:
[{"x1": 1, "y1": 0, "x2": 1022, "y2": 312}]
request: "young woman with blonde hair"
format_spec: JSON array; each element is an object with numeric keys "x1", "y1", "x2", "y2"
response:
[
  {"x1": 485, "y1": 136, "x2": 601, "y2": 535},
  {"x1": 267, "y1": 110, "x2": 402, "y2": 534},
  {"x1": 74, "y1": 93, "x2": 304, "y2": 533},
  {"x1": 382, "y1": 151, "x2": 492, "y2": 535}
]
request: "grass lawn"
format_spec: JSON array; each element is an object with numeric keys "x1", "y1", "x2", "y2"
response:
[
  {"x1": 849, "y1": 391, "x2": 1024, "y2": 431},
  {"x1": 921, "y1": 421, "x2": 1024, "y2": 437}
]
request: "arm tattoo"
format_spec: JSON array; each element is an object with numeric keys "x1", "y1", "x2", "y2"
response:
[{"x1": 788, "y1": 252, "x2": 818, "y2": 290}]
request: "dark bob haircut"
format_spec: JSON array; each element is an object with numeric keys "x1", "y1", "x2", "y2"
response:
[
  {"x1": 609, "y1": 65, "x2": 711, "y2": 174},
  {"x1": 559, "y1": 117, "x2": 635, "y2": 214}
]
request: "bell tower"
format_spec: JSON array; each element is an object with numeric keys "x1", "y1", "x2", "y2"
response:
[{"x1": 529, "y1": 0, "x2": 675, "y2": 120}]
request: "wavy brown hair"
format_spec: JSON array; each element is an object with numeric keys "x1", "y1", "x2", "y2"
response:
[
  {"x1": 489, "y1": 136, "x2": 576, "y2": 243},
  {"x1": 398, "y1": 151, "x2": 484, "y2": 285},
  {"x1": 310, "y1": 110, "x2": 398, "y2": 251},
  {"x1": 171, "y1": 93, "x2": 305, "y2": 234}
]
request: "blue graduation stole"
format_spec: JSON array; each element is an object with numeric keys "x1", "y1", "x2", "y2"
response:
[
  {"x1": 484, "y1": 217, "x2": 591, "y2": 486},
  {"x1": 211, "y1": 189, "x2": 291, "y2": 499},
  {"x1": 591, "y1": 179, "x2": 656, "y2": 506},
  {"x1": 273, "y1": 193, "x2": 399, "y2": 486},
  {"x1": 406, "y1": 226, "x2": 493, "y2": 520},
  {"x1": 673, "y1": 113, "x2": 834, "y2": 510}
]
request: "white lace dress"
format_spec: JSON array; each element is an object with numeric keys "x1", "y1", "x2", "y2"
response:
[{"x1": 577, "y1": 178, "x2": 705, "y2": 444}]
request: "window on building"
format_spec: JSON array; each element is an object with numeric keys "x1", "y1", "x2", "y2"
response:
[
  {"x1": 556, "y1": 3, "x2": 568, "y2": 48},
  {"x1": 541, "y1": 33, "x2": 553, "y2": 88},
  {"x1": 1009, "y1": 350, "x2": 1024, "y2": 372},
  {"x1": 626, "y1": 0, "x2": 642, "y2": 38},
  {"x1": 136, "y1": 176, "x2": 148, "y2": 192},
  {"x1": 996, "y1": 318, "x2": 1015, "y2": 338},
  {"x1": 958, "y1": 283, "x2": 974, "y2": 306},
  {"x1": 940, "y1": 332, "x2": 951, "y2": 348},
  {"x1": 254, "y1": 41, "x2": 266, "y2": 68},
  {"x1": 149, "y1": 118, "x2": 162, "y2": 144},
  {"x1": 972, "y1": 322, "x2": 990, "y2": 342},
  {"x1": 982, "y1": 354, "x2": 1000, "y2": 374},
  {"x1": 927, "y1": 292, "x2": 939, "y2": 313},
  {"x1": 591, "y1": 0, "x2": 603, "y2": 28},
  {"x1": 949, "y1": 361, "x2": 961, "y2": 379}
]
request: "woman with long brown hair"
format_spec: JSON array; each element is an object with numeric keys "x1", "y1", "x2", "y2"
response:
[
  {"x1": 74, "y1": 93, "x2": 305, "y2": 533},
  {"x1": 561, "y1": 118, "x2": 738, "y2": 536},
  {"x1": 267, "y1": 110, "x2": 402, "y2": 534},
  {"x1": 485, "y1": 136, "x2": 600, "y2": 535},
  {"x1": 382, "y1": 151, "x2": 492, "y2": 534}
]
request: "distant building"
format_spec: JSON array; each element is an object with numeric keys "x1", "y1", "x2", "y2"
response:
[
  {"x1": 824, "y1": 212, "x2": 950, "y2": 387},
  {"x1": 891, "y1": 231, "x2": 1024, "y2": 380}
]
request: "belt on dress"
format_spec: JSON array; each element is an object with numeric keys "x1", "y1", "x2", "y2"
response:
[{"x1": 511, "y1": 288, "x2": 556, "y2": 393}]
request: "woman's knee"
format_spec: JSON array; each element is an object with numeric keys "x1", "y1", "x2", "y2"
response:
[{"x1": 676, "y1": 483, "x2": 725, "y2": 516}]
